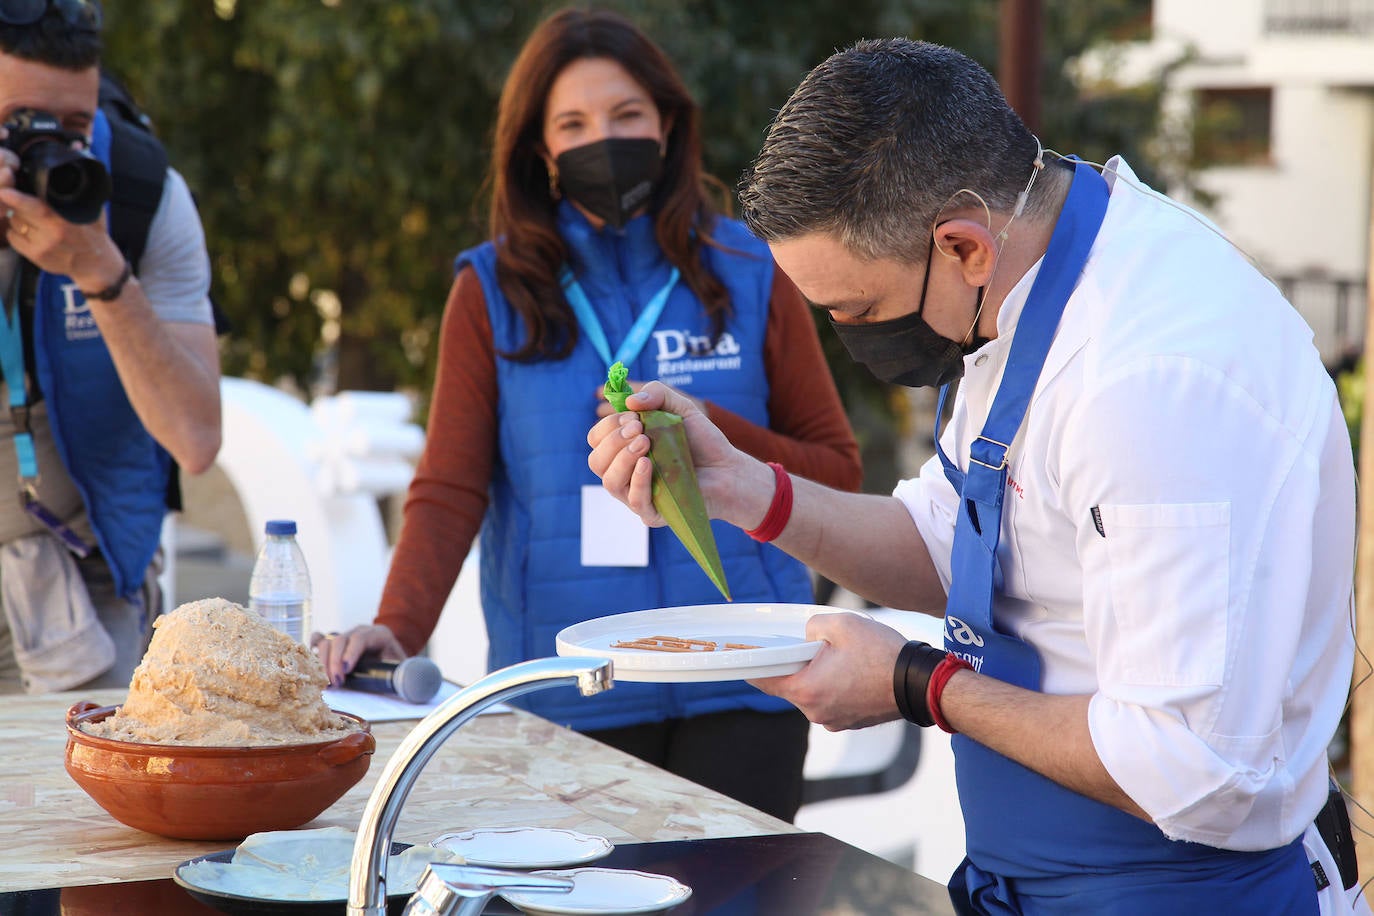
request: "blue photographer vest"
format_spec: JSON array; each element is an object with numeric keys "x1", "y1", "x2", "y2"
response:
[
  {"x1": 29, "y1": 110, "x2": 171, "y2": 599},
  {"x1": 457, "y1": 203, "x2": 812, "y2": 731},
  {"x1": 937, "y1": 162, "x2": 1314, "y2": 914}
]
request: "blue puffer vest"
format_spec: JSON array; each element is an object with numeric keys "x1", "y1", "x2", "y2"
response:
[
  {"x1": 457, "y1": 202, "x2": 813, "y2": 730},
  {"x1": 29, "y1": 110, "x2": 170, "y2": 599}
]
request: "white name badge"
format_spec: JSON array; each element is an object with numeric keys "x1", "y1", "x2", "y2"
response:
[{"x1": 581, "y1": 485, "x2": 649, "y2": 567}]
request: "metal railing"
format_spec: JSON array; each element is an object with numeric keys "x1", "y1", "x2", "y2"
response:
[
  {"x1": 1264, "y1": 0, "x2": 1374, "y2": 35},
  {"x1": 1274, "y1": 272, "x2": 1368, "y2": 370}
]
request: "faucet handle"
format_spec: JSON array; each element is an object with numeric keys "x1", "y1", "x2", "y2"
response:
[{"x1": 401, "y1": 862, "x2": 574, "y2": 916}]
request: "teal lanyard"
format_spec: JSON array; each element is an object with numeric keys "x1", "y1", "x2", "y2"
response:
[
  {"x1": 0, "y1": 277, "x2": 93, "y2": 556},
  {"x1": 0, "y1": 293, "x2": 38, "y2": 484},
  {"x1": 560, "y1": 265, "x2": 680, "y2": 368}
]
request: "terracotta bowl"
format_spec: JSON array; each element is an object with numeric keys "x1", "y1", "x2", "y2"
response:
[{"x1": 64, "y1": 701, "x2": 375, "y2": 841}]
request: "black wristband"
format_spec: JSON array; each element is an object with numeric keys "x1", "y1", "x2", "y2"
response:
[
  {"x1": 80, "y1": 259, "x2": 132, "y2": 302},
  {"x1": 893, "y1": 640, "x2": 945, "y2": 727}
]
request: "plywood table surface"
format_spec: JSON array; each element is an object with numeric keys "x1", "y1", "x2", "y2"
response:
[{"x1": 0, "y1": 687, "x2": 795, "y2": 892}]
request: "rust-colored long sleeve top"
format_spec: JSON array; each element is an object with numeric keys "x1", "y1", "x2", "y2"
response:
[{"x1": 376, "y1": 265, "x2": 861, "y2": 653}]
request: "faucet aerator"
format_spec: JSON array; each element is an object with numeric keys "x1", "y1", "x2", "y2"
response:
[{"x1": 578, "y1": 665, "x2": 614, "y2": 696}]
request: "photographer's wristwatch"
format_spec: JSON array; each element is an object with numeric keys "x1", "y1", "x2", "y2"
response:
[{"x1": 81, "y1": 259, "x2": 132, "y2": 302}]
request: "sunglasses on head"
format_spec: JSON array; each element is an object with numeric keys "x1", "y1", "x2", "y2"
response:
[{"x1": 0, "y1": 0, "x2": 101, "y2": 30}]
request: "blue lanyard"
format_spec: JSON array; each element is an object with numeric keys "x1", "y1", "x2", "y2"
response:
[
  {"x1": 560, "y1": 265, "x2": 680, "y2": 369},
  {"x1": 0, "y1": 294, "x2": 37, "y2": 483},
  {"x1": 0, "y1": 284, "x2": 93, "y2": 556},
  {"x1": 933, "y1": 160, "x2": 1110, "y2": 689}
]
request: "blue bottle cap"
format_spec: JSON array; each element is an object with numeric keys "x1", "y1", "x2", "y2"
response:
[{"x1": 265, "y1": 519, "x2": 297, "y2": 536}]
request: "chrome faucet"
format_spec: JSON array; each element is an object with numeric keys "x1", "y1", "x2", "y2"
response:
[{"x1": 347, "y1": 656, "x2": 614, "y2": 916}]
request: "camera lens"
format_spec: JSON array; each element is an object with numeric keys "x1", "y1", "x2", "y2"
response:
[{"x1": 24, "y1": 142, "x2": 111, "y2": 224}]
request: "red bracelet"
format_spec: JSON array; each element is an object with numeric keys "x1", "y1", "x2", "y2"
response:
[
  {"x1": 926, "y1": 653, "x2": 974, "y2": 734},
  {"x1": 745, "y1": 462, "x2": 792, "y2": 542}
]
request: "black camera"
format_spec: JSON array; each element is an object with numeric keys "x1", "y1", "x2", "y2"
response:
[{"x1": 2, "y1": 108, "x2": 111, "y2": 224}]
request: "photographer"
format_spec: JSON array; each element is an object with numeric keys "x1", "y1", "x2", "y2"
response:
[{"x1": 0, "y1": 0, "x2": 220, "y2": 695}]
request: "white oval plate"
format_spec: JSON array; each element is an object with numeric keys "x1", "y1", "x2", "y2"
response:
[
  {"x1": 556, "y1": 603, "x2": 869, "y2": 683},
  {"x1": 431, "y1": 826, "x2": 612, "y2": 869},
  {"x1": 501, "y1": 867, "x2": 691, "y2": 915}
]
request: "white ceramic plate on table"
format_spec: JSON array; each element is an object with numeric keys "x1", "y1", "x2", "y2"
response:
[
  {"x1": 431, "y1": 826, "x2": 612, "y2": 869},
  {"x1": 556, "y1": 603, "x2": 868, "y2": 683},
  {"x1": 500, "y1": 866, "x2": 691, "y2": 915}
]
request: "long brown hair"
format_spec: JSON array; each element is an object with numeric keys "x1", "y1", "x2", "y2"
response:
[{"x1": 488, "y1": 7, "x2": 729, "y2": 361}]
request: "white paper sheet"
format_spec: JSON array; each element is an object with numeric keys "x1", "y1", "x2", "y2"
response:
[{"x1": 323, "y1": 680, "x2": 511, "y2": 722}]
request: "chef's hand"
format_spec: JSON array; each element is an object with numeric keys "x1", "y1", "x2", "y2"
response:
[
  {"x1": 587, "y1": 379, "x2": 735, "y2": 528},
  {"x1": 594, "y1": 378, "x2": 707, "y2": 419},
  {"x1": 750, "y1": 613, "x2": 908, "y2": 731},
  {"x1": 311, "y1": 624, "x2": 407, "y2": 688}
]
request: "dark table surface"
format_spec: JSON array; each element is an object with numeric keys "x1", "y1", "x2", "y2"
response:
[{"x1": 0, "y1": 831, "x2": 955, "y2": 916}]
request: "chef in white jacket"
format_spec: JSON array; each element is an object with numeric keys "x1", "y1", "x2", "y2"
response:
[{"x1": 588, "y1": 37, "x2": 1366, "y2": 915}]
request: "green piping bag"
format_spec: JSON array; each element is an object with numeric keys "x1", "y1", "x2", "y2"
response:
[{"x1": 604, "y1": 362, "x2": 731, "y2": 600}]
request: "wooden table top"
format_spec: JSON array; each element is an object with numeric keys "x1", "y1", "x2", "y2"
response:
[{"x1": 0, "y1": 687, "x2": 795, "y2": 893}]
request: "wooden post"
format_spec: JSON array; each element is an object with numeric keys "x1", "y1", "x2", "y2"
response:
[
  {"x1": 998, "y1": 0, "x2": 1043, "y2": 133},
  {"x1": 1353, "y1": 171, "x2": 1374, "y2": 883}
]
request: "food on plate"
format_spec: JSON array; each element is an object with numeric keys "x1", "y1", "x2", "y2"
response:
[
  {"x1": 177, "y1": 826, "x2": 463, "y2": 901},
  {"x1": 610, "y1": 635, "x2": 761, "y2": 653},
  {"x1": 603, "y1": 360, "x2": 731, "y2": 601},
  {"x1": 81, "y1": 597, "x2": 358, "y2": 746}
]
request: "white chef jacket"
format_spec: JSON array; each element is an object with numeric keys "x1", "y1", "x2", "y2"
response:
[{"x1": 895, "y1": 158, "x2": 1357, "y2": 868}]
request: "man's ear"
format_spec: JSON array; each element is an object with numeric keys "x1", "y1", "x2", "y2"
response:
[{"x1": 933, "y1": 217, "x2": 998, "y2": 287}]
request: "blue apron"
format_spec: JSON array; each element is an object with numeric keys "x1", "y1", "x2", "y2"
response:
[{"x1": 936, "y1": 161, "x2": 1315, "y2": 914}]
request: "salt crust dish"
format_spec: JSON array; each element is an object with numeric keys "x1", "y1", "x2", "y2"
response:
[
  {"x1": 65, "y1": 702, "x2": 374, "y2": 840},
  {"x1": 431, "y1": 826, "x2": 613, "y2": 869},
  {"x1": 83, "y1": 598, "x2": 357, "y2": 747},
  {"x1": 173, "y1": 826, "x2": 463, "y2": 902},
  {"x1": 65, "y1": 598, "x2": 374, "y2": 839},
  {"x1": 500, "y1": 866, "x2": 692, "y2": 915}
]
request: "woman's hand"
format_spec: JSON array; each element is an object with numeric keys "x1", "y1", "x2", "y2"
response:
[{"x1": 310, "y1": 624, "x2": 407, "y2": 687}]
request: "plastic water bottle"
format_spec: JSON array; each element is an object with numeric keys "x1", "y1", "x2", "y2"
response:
[{"x1": 249, "y1": 519, "x2": 312, "y2": 644}]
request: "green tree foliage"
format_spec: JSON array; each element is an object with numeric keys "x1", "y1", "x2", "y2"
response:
[{"x1": 101, "y1": 0, "x2": 1163, "y2": 459}]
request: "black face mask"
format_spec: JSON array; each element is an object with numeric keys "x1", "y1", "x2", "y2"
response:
[
  {"x1": 829, "y1": 237, "x2": 987, "y2": 389},
  {"x1": 555, "y1": 137, "x2": 662, "y2": 230}
]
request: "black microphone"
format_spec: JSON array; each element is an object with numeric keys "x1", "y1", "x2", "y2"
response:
[{"x1": 344, "y1": 653, "x2": 443, "y2": 704}]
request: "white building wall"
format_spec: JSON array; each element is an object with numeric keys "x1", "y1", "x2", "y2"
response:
[
  {"x1": 1179, "y1": 84, "x2": 1374, "y2": 278},
  {"x1": 1153, "y1": 0, "x2": 1263, "y2": 56},
  {"x1": 1119, "y1": 0, "x2": 1374, "y2": 363}
]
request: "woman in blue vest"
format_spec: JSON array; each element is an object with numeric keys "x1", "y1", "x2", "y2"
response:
[{"x1": 316, "y1": 7, "x2": 861, "y2": 822}]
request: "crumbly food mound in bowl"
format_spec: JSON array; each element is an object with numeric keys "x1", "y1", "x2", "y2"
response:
[{"x1": 82, "y1": 598, "x2": 358, "y2": 746}]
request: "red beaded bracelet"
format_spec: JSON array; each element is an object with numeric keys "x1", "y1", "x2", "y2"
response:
[
  {"x1": 745, "y1": 461, "x2": 792, "y2": 543},
  {"x1": 925, "y1": 653, "x2": 974, "y2": 734}
]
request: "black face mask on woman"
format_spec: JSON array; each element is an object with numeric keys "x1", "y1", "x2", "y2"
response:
[
  {"x1": 555, "y1": 137, "x2": 663, "y2": 229},
  {"x1": 829, "y1": 237, "x2": 986, "y2": 389}
]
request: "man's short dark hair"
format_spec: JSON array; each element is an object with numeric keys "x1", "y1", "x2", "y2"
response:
[
  {"x1": 0, "y1": 1, "x2": 102, "y2": 70},
  {"x1": 739, "y1": 38, "x2": 1046, "y2": 265}
]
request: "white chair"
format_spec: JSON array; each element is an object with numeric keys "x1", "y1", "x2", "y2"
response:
[
  {"x1": 795, "y1": 608, "x2": 965, "y2": 884},
  {"x1": 426, "y1": 546, "x2": 487, "y2": 686},
  {"x1": 191, "y1": 377, "x2": 421, "y2": 635}
]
